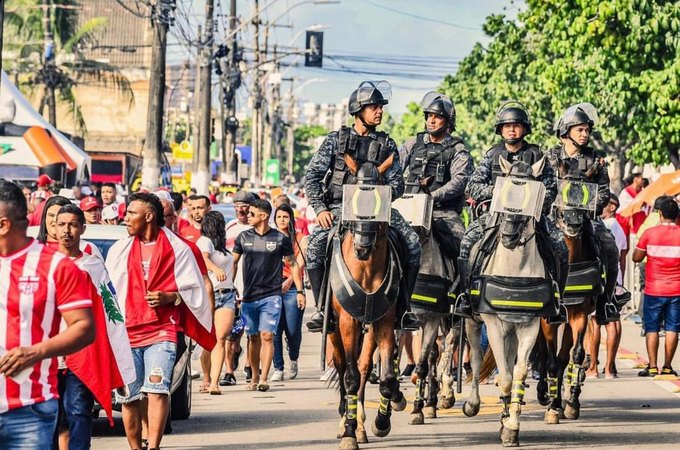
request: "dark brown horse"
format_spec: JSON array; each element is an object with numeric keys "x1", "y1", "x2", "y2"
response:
[
  {"x1": 329, "y1": 153, "x2": 406, "y2": 450},
  {"x1": 538, "y1": 169, "x2": 601, "y2": 423}
]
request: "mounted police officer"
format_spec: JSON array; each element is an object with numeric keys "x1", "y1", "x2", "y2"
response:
[
  {"x1": 457, "y1": 101, "x2": 569, "y2": 318},
  {"x1": 546, "y1": 103, "x2": 620, "y2": 323},
  {"x1": 304, "y1": 81, "x2": 421, "y2": 333},
  {"x1": 399, "y1": 91, "x2": 474, "y2": 240}
]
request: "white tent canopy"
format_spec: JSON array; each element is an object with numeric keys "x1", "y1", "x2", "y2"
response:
[{"x1": 0, "y1": 70, "x2": 91, "y2": 180}]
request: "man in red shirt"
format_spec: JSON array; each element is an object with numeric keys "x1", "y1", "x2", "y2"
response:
[
  {"x1": 633, "y1": 197, "x2": 680, "y2": 377},
  {"x1": 178, "y1": 195, "x2": 210, "y2": 243},
  {"x1": 0, "y1": 180, "x2": 94, "y2": 449}
]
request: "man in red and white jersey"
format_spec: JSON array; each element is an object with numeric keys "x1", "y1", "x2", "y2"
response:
[
  {"x1": 633, "y1": 197, "x2": 680, "y2": 377},
  {"x1": 0, "y1": 180, "x2": 94, "y2": 449}
]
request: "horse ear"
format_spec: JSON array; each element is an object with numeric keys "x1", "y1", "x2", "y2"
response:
[
  {"x1": 376, "y1": 153, "x2": 395, "y2": 175},
  {"x1": 344, "y1": 153, "x2": 359, "y2": 175},
  {"x1": 499, "y1": 156, "x2": 512, "y2": 175},
  {"x1": 531, "y1": 156, "x2": 546, "y2": 178}
]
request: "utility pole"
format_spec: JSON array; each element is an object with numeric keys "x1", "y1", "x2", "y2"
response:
[
  {"x1": 42, "y1": 0, "x2": 57, "y2": 127},
  {"x1": 191, "y1": 25, "x2": 202, "y2": 174},
  {"x1": 142, "y1": 0, "x2": 174, "y2": 190},
  {"x1": 250, "y1": 0, "x2": 261, "y2": 184},
  {"x1": 286, "y1": 82, "x2": 295, "y2": 178},
  {"x1": 223, "y1": 0, "x2": 239, "y2": 183},
  {"x1": 0, "y1": 1, "x2": 5, "y2": 87}
]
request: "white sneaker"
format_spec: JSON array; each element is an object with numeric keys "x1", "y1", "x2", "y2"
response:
[
  {"x1": 270, "y1": 369, "x2": 284, "y2": 382},
  {"x1": 289, "y1": 361, "x2": 298, "y2": 380}
]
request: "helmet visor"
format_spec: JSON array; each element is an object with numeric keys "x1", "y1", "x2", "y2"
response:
[
  {"x1": 558, "y1": 102, "x2": 599, "y2": 129},
  {"x1": 356, "y1": 80, "x2": 392, "y2": 104},
  {"x1": 420, "y1": 91, "x2": 453, "y2": 116}
]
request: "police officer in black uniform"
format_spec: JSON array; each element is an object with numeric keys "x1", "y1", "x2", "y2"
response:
[
  {"x1": 546, "y1": 103, "x2": 620, "y2": 323},
  {"x1": 304, "y1": 81, "x2": 421, "y2": 332},
  {"x1": 457, "y1": 102, "x2": 569, "y2": 317},
  {"x1": 399, "y1": 91, "x2": 474, "y2": 240}
]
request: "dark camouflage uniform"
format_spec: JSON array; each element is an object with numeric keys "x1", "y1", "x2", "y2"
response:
[
  {"x1": 460, "y1": 144, "x2": 569, "y2": 268},
  {"x1": 399, "y1": 134, "x2": 474, "y2": 239},
  {"x1": 545, "y1": 145, "x2": 619, "y2": 300},
  {"x1": 305, "y1": 128, "x2": 421, "y2": 270}
]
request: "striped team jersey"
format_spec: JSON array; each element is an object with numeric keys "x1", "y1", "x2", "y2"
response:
[{"x1": 0, "y1": 239, "x2": 92, "y2": 413}]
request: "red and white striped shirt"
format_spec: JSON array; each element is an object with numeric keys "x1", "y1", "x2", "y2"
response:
[{"x1": 0, "y1": 239, "x2": 92, "y2": 413}]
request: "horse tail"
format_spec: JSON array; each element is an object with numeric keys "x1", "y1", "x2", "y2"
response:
[{"x1": 478, "y1": 347, "x2": 498, "y2": 383}]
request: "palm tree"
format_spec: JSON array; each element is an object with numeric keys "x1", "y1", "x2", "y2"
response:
[{"x1": 2, "y1": 0, "x2": 134, "y2": 135}]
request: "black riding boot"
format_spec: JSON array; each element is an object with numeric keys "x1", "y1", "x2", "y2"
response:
[
  {"x1": 397, "y1": 264, "x2": 421, "y2": 331},
  {"x1": 306, "y1": 266, "x2": 333, "y2": 333},
  {"x1": 454, "y1": 257, "x2": 473, "y2": 318}
]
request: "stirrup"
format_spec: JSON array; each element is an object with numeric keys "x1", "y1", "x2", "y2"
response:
[
  {"x1": 547, "y1": 305, "x2": 568, "y2": 324},
  {"x1": 306, "y1": 312, "x2": 326, "y2": 333},
  {"x1": 398, "y1": 312, "x2": 421, "y2": 331},
  {"x1": 454, "y1": 293, "x2": 473, "y2": 319}
]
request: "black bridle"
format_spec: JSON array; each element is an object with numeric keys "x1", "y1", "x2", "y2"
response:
[{"x1": 348, "y1": 162, "x2": 387, "y2": 261}]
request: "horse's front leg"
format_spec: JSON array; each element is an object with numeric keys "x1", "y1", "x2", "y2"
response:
[
  {"x1": 503, "y1": 319, "x2": 541, "y2": 447},
  {"x1": 337, "y1": 311, "x2": 362, "y2": 450},
  {"x1": 463, "y1": 318, "x2": 483, "y2": 417},
  {"x1": 437, "y1": 319, "x2": 456, "y2": 410},
  {"x1": 372, "y1": 317, "x2": 401, "y2": 438},
  {"x1": 330, "y1": 328, "x2": 348, "y2": 439},
  {"x1": 424, "y1": 327, "x2": 441, "y2": 419},
  {"x1": 409, "y1": 315, "x2": 437, "y2": 425},
  {"x1": 540, "y1": 320, "x2": 562, "y2": 424},
  {"x1": 564, "y1": 310, "x2": 588, "y2": 420},
  {"x1": 356, "y1": 328, "x2": 377, "y2": 445}
]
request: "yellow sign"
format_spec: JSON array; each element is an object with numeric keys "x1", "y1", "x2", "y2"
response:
[{"x1": 171, "y1": 141, "x2": 194, "y2": 161}]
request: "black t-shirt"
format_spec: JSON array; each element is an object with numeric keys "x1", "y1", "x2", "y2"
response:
[{"x1": 233, "y1": 227, "x2": 294, "y2": 302}]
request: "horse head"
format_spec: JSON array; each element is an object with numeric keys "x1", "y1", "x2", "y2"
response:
[
  {"x1": 556, "y1": 165, "x2": 588, "y2": 238},
  {"x1": 344, "y1": 152, "x2": 394, "y2": 260},
  {"x1": 496, "y1": 155, "x2": 545, "y2": 250}
]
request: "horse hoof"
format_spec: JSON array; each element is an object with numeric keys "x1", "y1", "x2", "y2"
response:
[
  {"x1": 339, "y1": 437, "x2": 359, "y2": 450},
  {"x1": 423, "y1": 406, "x2": 437, "y2": 419},
  {"x1": 438, "y1": 396, "x2": 455, "y2": 409},
  {"x1": 537, "y1": 395, "x2": 551, "y2": 407},
  {"x1": 500, "y1": 426, "x2": 520, "y2": 447},
  {"x1": 372, "y1": 421, "x2": 391, "y2": 438},
  {"x1": 391, "y1": 396, "x2": 407, "y2": 412},
  {"x1": 463, "y1": 401, "x2": 480, "y2": 417},
  {"x1": 409, "y1": 412, "x2": 424, "y2": 425},
  {"x1": 356, "y1": 430, "x2": 368, "y2": 444},
  {"x1": 544, "y1": 409, "x2": 560, "y2": 425},
  {"x1": 564, "y1": 402, "x2": 580, "y2": 420}
]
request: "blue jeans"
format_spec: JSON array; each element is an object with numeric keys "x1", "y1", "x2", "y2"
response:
[
  {"x1": 241, "y1": 295, "x2": 282, "y2": 335},
  {"x1": 55, "y1": 370, "x2": 94, "y2": 450},
  {"x1": 116, "y1": 341, "x2": 177, "y2": 403},
  {"x1": 273, "y1": 288, "x2": 304, "y2": 370},
  {"x1": 0, "y1": 399, "x2": 58, "y2": 449},
  {"x1": 644, "y1": 294, "x2": 680, "y2": 333}
]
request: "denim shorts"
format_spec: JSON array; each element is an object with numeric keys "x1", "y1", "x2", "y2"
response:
[
  {"x1": 215, "y1": 289, "x2": 236, "y2": 310},
  {"x1": 0, "y1": 399, "x2": 58, "y2": 449},
  {"x1": 241, "y1": 295, "x2": 282, "y2": 335},
  {"x1": 643, "y1": 294, "x2": 680, "y2": 333},
  {"x1": 116, "y1": 341, "x2": 177, "y2": 403}
]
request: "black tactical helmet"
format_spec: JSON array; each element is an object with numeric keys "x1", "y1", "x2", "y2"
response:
[
  {"x1": 348, "y1": 80, "x2": 391, "y2": 115},
  {"x1": 494, "y1": 102, "x2": 532, "y2": 136},
  {"x1": 554, "y1": 103, "x2": 596, "y2": 138},
  {"x1": 421, "y1": 91, "x2": 456, "y2": 130}
]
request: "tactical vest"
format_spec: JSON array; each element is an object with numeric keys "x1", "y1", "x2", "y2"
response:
[
  {"x1": 490, "y1": 142, "x2": 544, "y2": 183},
  {"x1": 325, "y1": 126, "x2": 391, "y2": 203},
  {"x1": 406, "y1": 132, "x2": 464, "y2": 211},
  {"x1": 555, "y1": 146, "x2": 597, "y2": 181}
]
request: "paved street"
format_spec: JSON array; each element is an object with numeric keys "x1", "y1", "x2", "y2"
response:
[{"x1": 92, "y1": 310, "x2": 680, "y2": 449}]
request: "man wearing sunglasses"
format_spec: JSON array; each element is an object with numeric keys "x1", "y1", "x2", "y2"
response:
[{"x1": 232, "y1": 199, "x2": 303, "y2": 391}]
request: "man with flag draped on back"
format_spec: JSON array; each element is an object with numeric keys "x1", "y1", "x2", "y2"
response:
[{"x1": 106, "y1": 192, "x2": 216, "y2": 450}]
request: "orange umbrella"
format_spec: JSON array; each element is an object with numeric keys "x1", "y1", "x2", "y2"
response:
[{"x1": 619, "y1": 169, "x2": 680, "y2": 217}]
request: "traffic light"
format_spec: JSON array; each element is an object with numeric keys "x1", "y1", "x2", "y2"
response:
[{"x1": 304, "y1": 31, "x2": 323, "y2": 68}]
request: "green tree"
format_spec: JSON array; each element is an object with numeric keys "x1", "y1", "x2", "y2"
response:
[
  {"x1": 439, "y1": 1, "x2": 680, "y2": 191},
  {"x1": 290, "y1": 124, "x2": 328, "y2": 179},
  {"x1": 3, "y1": 0, "x2": 133, "y2": 135}
]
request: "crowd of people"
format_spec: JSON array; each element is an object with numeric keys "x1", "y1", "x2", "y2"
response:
[{"x1": 2, "y1": 82, "x2": 680, "y2": 450}]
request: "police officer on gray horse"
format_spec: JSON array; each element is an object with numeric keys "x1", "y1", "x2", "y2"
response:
[
  {"x1": 546, "y1": 103, "x2": 620, "y2": 323},
  {"x1": 304, "y1": 81, "x2": 421, "y2": 333},
  {"x1": 399, "y1": 91, "x2": 474, "y2": 241},
  {"x1": 457, "y1": 101, "x2": 569, "y2": 318}
]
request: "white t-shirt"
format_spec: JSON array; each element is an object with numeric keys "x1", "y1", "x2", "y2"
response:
[
  {"x1": 603, "y1": 216, "x2": 627, "y2": 285},
  {"x1": 196, "y1": 236, "x2": 235, "y2": 291},
  {"x1": 225, "y1": 219, "x2": 252, "y2": 297}
]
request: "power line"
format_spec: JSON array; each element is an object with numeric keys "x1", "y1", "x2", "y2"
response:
[{"x1": 363, "y1": 0, "x2": 482, "y2": 32}]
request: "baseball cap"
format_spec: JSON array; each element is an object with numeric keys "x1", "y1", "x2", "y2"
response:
[
  {"x1": 233, "y1": 190, "x2": 257, "y2": 205},
  {"x1": 80, "y1": 196, "x2": 101, "y2": 212},
  {"x1": 102, "y1": 204, "x2": 119, "y2": 220},
  {"x1": 36, "y1": 174, "x2": 53, "y2": 187}
]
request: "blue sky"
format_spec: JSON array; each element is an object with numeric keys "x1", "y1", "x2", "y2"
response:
[{"x1": 169, "y1": 0, "x2": 520, "y2": 115}]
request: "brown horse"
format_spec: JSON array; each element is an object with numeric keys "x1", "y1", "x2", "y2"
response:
[
  {"x1": 329, "y1": 153, "x2": 406, "y2": 450},
  {"x1": 538, "y1": 171, "x2": 602, "y2": 423}
]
